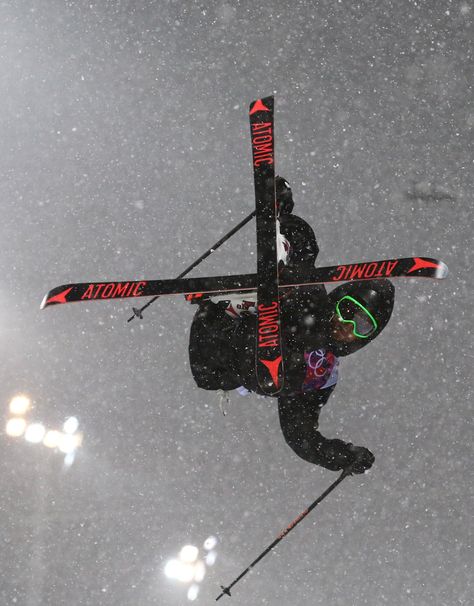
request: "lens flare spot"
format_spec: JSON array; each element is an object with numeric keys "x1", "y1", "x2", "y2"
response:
[
  {"x1": 9, "y1": 395, "x2": 31, "y2": 416},
  {"x1": 24, "y1": 423, "x2": 46, "y2": 444},
  {"x1": 179, "y1": 545, "x2": 199, "y2": 564},
  {"x1": 6, "y1": 417, "x2": 27, "y2": 437},
  {"x1": 187, "y1": 584, "x2": 199, "y2": 601},
  {"x1": 203, "y1": 536, "x2": 218, "y2": 551}
]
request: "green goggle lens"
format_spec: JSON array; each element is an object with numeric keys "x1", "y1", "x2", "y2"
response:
[{"x1": 335, "y1": 295, "x2": 378, "y2": 339}]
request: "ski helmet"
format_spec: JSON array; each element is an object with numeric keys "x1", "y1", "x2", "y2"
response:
[
  {"x1": 276, "y1": 176, "x2": 294, "y2": 215},
  {"x1": 327, "y1": 279, "x2": 395, "y2": 354}
]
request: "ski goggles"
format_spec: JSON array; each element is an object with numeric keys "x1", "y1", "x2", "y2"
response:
[{"x1": 335, "y1": 295, "x2": 378, "y2": 339}]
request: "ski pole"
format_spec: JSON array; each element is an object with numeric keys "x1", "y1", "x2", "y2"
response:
[
  {"x1": 216, "y1": 469, "x2": 351, "y2": 600},
  {"x1": 127, "y1": 210, "x2": 256, "y2": 322}
]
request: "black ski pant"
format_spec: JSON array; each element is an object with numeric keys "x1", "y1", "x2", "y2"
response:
[{"x1": 188, "y1": 302, "x2": 242, "y2": 391}]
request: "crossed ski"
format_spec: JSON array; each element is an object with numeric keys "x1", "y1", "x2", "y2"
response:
[
  {"x1": 41, "y1": 256, "x2": 448, "y2": 309},
  {"x1": 249, "y1": 96, "x2": 284, "y2": 394},
  {"x1": 40, "y1": 95, "x2": 449, "y2": 396}
]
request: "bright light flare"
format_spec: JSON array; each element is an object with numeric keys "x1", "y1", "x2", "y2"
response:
[
  {"x1": 9, "y1": 395, "x2": 31, "y2": 416},
  {"x1": 203, "y1": 535, "x2": 218, "y2": 550},
  {"x1": 164, "y1": 559, "x2": 181, "y2": 579},
  {"x1": 187, "y1": 584, "x2": 200, "y2": 601},
  {"x1": 43, "y1": 430, "x2": 62, "y2": 449},
  {"x1": 5, "y1": 394, "x2": 82, "y2": 467},
  {"x1": 5, "y1": 417, "x2": 27, "y2": 437},
  {"x1": 63, "y1": 416, "x2": 79, "y2": 434},
  {"x1": 179, "y1": 545, "x2": 199, "y2": 564},
  {"x1": 164, "y1": 559, "x2": 195, "y2": 583},
  {"x1": 63, "y1": 451, "x2": 76, "y2": 468},
  {"x1": 205, "y1": 550, "x2": 217, "y2": 566},
  {"x1": 24, "y1": 423, "x2": 46, "y2": 444},
  {"x1": 165, "y1": 537, "x2": 218, "y2": 595},
  {"x1": 58, "y1": 432, "x2": 83, "y2": 454},
  {"x1": 193, "y1": 560, "x2": 206, "y2": 582}
]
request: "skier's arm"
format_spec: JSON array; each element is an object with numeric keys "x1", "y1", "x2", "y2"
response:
[{"x1": 278, "y1": 390, "x2": 374, "y2": 473}]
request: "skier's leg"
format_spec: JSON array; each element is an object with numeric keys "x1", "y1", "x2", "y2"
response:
[{"x1": 188, "y1": 301, "x2": 241, "y2": 391}]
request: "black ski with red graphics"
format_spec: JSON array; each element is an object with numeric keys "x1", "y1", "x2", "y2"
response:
[
  {"x1": 249, "y1": 96, "x2": 284, "y2": 395},
  {"x1": 40, "y1": 257, "x2": 448, "y2": 309}
]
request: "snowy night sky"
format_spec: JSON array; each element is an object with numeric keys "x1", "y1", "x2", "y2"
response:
[{"x1": 0, "y1": 1, "x2": 472, "y2": 605}]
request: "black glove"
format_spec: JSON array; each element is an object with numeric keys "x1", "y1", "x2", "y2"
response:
[
  {"x1": 276, "y1": 177, "x2": 294, "y2": 215},
  {"x1": 345, "y1": 444, "x2": 375, "y2": 474},
  {"x1": 278, "y1": 214, "x2": 319, "y2": 267}
]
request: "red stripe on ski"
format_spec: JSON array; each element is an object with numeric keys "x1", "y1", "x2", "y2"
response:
[
  {"x1": 185, "y1": 293, "x2": 204, "y2": 301},
  {"x1": 408, "y1": 257, "x2": 441, "y2": 273},
  {"x1": 259, "y1": 356, "x2": 283, "y2": 389},
  {"x1": 46, "y1": 287, "x2": 73, "y2": 305},
  {"x1": 249, "y1": 99, "x2": 271, "y2": 114}
]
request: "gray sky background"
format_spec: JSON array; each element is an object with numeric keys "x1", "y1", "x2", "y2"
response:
[{"x1": 0, "y1": 1, "x2": 472, "y2": 605}]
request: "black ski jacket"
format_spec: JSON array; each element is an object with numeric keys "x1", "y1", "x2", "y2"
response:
[{"x1": 189, "y1": 213, "x2": 391, "y2": 471}]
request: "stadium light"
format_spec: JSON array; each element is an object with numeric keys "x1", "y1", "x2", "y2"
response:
[
  {"x1": 164, "y1": 536, "x2": 218, "y2": 601},
  {"x1": 179, "y1": 545, "x2": 199, "y2": 563},
  {"x1": 63, "y1": 416, "x2": 79, "y2": 434},
  {"x1": 9, "y1": 394, "x2": 31, "y2": 416},
  {"x1": 24, "y1": 423, "x2": 46, "y2": 444},
  {"x1": 5, "y1": 417, "x2": 27, "y2": 437},
  {"x1": 5, "y1": 393, "x2": 83, "y2": 466},
  {"x1": 187, "y1": 584, "x2": 199, "y2": 601},
  {"x1": 43, "y1": 430, "x2": 62, "y2": 449}
]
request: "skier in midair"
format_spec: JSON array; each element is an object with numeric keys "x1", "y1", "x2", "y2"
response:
[{"x1": 188, "y1": 177, "x2": 394, "y2": 474}]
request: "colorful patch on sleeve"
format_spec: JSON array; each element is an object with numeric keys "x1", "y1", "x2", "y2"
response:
[{"x1": 302, "y1": 348, "x2": 339, "y2": 392}]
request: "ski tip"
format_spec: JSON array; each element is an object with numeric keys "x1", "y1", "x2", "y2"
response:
[
  {"x1": 249, "y1": 97, "x2": 273, "y2": 115},
  {"x1": 40, "y1": 286, "x2": 73, "y2": 309},
  {"x1": 40, "y1": 292, "x2": 55, "y2": 310},
  {"x1": 435, "y1": 260, "x2": 449, "y2": 279},
  {"x1": 409, "y1": 257, "x2": 449, "y2": 278}
]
